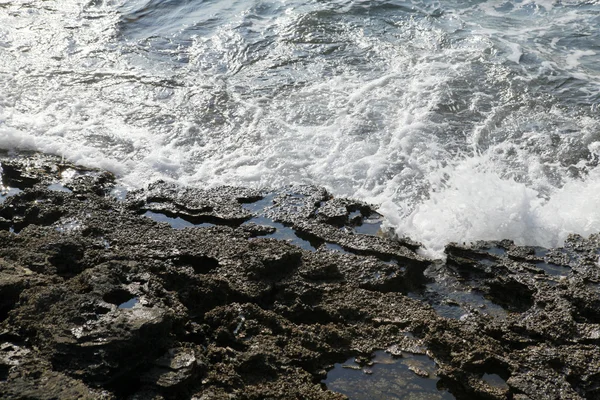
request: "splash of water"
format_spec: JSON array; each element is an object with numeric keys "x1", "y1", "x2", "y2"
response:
[{"x1": 1, "y1": 0, "x2": 600, "y2": 256}]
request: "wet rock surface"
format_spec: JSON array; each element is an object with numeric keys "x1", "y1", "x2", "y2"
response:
[{"x1": 0, "y1": 150, "x2": 599, "y2": 399}]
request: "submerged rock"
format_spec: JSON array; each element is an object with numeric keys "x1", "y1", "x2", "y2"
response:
[{"x1": 0, "y1": 150, "x2": 599, "y2": 399}]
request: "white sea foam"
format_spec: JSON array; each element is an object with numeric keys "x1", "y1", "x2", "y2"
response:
[
  {"x1": 382, "y1": 153, "x2": 600, "y2": 258},
  {"x1": 565, "y1": 50, "x2": 596, "y2": 70},
  {"x1": 1, "y1": 0, "x2": 600, "y2": 258}
]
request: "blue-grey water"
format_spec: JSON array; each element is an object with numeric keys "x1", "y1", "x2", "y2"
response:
[{"x1": 1, "y1": 0, "x2": 600, "y2": 256}]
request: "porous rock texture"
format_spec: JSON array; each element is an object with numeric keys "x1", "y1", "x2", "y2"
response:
[{"x1": 0, "y1": 150, "x2": 599, "y2": 399}]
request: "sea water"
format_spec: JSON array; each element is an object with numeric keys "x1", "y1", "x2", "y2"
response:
[{"x1": 1, "y1": 0, "x2": 599, "y2": 257}]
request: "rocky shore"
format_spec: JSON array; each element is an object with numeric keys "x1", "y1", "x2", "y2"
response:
[{"x1": 0, "y1": 150, "x2": 599, "y2": 399}]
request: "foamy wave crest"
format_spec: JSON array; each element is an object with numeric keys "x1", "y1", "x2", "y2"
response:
[
  {"x1": 384, "y1": 151, "x2": 600, "y2": 258},
  {"x1": 2, "y1": 0, "x2": 600, "y2": 257}
]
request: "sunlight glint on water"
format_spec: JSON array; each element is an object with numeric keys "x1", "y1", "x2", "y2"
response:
[{"x1": 1, "y1": 0, "x2": 600, "y2": 257}]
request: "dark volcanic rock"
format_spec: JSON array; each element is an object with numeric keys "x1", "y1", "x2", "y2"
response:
[
  {"x1": 126, "y1": 180, "x2": 259, "y2": 225},
  {"x1": 0, "y1": 151, "x2": 599, "y2": 400},
  {"x1": 7, "y1": 260, "x2": 185, "y2": 390}
]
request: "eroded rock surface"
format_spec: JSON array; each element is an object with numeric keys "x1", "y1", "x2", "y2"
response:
[{"x1": 0, "y1": 150, "x2": 599, "y2": 399}]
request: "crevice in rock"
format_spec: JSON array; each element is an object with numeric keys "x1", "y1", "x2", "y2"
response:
[
  {"x1": 486, "y1": 277, "x2": 534, "y2": 313},
  {"x1": 173, "y1": 254, "x2": 220, "y2": 274},
  {"x1": 480, "y1": 358, "x2": 511, "y2": 384},
  {"x1": 103, "y1": 288, "x2": 135, "y2": 307},
  {"x1": 235, "y1": 195, "x2": 264, "y2": 204},
  {"x1": 45, "y1": 242, "x2": 86, "y2": 278},
  {"x1": 0, "y1": 363, "x2": 9, "y2": 381},
  {"x1": 2, "y1": 152, "x2": 600, "y2": 400},
  {"x1": 141, "y1": 208, "x2": 247, "y2": 227},
  {"x1": 0, "y1": 286, "x2": 23, "y2": 323},
  {"x1": 566, "y1": 371, "x2": 600, "y2": 399},
  {"x1": 0, "y1": 162, "x2": 41, "y2": 189}
]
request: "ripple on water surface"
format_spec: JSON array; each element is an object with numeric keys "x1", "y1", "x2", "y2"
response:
[{"x1": 2, "y1": 0, "x2": 600, "y2": 257}]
